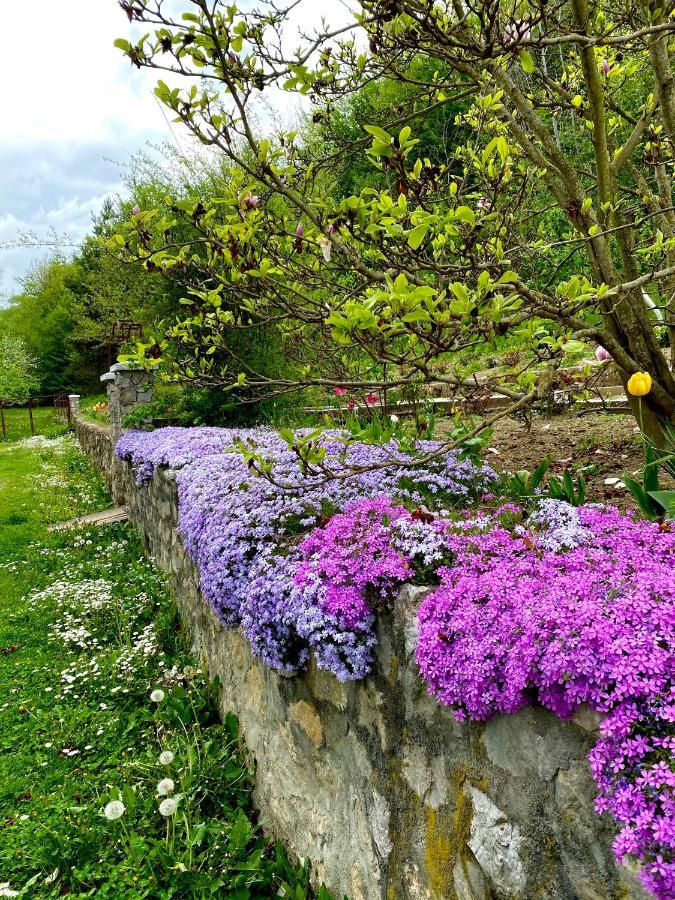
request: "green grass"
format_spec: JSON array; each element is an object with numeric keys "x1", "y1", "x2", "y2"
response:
[
  {"x1": 0, "y1": 438, "x2": 330, "y2": 899},
  {"x1": 0, "y1": 407, "x2": 69, "y2": 443}
]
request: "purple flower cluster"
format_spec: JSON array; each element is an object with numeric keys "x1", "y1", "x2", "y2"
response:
[
  {"x1": 416, "y1": 501, "x2": 675, "y2": 897},
  {"x1": 116, "y1": 426, "x2": 494, "y2": 677},
  {"x1": 294, "y1": 497, "x2": 442, "y2": 679}
]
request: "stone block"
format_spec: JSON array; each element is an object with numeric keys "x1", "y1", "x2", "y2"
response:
[{"x1": 290, "y1": 700, "x2": 324, "y2": 749}]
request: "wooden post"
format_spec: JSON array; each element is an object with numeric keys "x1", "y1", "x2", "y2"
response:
[
  {"x1": 0, "y1": 404, "x2": 5, "y2": 441},
  {"x1": 28, "y1": 398, "x2": 35, "y2": 436}
]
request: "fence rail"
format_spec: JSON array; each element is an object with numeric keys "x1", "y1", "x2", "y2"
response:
[{"x1": 0, "y1": 394, "x2": 75, "y2": 441}]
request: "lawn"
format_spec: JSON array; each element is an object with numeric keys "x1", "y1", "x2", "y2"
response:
[
  {"x1": 0, "y1": 407, "x2": 69, "y2": 444},
  {"x1": 0, "y1": 436, "x2": 326, "y2": 898}
]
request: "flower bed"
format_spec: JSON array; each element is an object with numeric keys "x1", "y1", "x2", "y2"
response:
[{"x1": 116, "y1": 426, "x2": 674, "y2": 898}]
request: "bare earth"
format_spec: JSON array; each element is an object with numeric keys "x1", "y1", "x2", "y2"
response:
[{"x1": 483, "y1": 411, "x2": 650, "y2": 511}]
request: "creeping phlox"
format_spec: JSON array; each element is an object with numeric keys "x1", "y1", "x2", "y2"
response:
[
  {"x1": 416, "y1": 503, "x2": 675, "y2": 899},
  {"x1": 116, "y1": 427, "x2": 494, "y2": 676},
  {"x1": 117, "y1": 427, "x2": 674, "y2": 896}
]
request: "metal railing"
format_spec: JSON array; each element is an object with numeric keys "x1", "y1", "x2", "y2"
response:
[{"x1": 0, "y1": 394, "x2": 75, "y2": 441}]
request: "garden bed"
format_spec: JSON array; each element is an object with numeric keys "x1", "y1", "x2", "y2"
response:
[{"x1": 112, "y1": 425, "x2": 673, "y2": 899}]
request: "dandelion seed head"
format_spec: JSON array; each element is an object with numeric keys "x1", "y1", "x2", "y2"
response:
[{"x1": 104, "y1": 800, "x2": 125, "y2": 821}]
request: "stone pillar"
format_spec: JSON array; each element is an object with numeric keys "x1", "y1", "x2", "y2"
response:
[
  {"x1": 100, "y1": 363, "x2": 154, "y2": 504},
  {"x1": 68, "y1": 394, "x2": 81, "y2": 419}
]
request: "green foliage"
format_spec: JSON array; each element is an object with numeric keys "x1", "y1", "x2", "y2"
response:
[
  {"x1": 0, "y1": 334, "x2": 38, "y2": 402},
  {"x1": 547, "y1": 470, "x2": 587, "y2": 507},
  {"x1": 1, "y1": 259, "x2": 81, "y2": 394},
  {"x1": 624, "y1": 443, "x2": 675, "y2": 522},
  {"x1": 500, "y1": 458, "x2": 552, "y2": 502},
  {"x1": 103, "y1": 0, "x2": 675, "y2": 457}
]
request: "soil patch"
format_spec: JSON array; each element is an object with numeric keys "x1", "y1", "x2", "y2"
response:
[{"x1": 480, "y1": 411, "x2": 653, "y2": 511}]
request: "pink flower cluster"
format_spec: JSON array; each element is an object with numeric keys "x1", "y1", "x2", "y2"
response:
[
  {"x1": 333, "y1": 386, "x2": 378, "y2": 408},
  {"x1": 416, "y1": 504, "x2": 675, "y2": 898},
  {"x1": 294, "y1": 497, "x2": 444, "y2": 679}
]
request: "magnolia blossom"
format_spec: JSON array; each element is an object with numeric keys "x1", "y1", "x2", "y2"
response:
[
  {"x1": 150, "y1": 688, "x2": 165, "y2": 702},
  {"x1": 131, "y1": 205, "x2": 141, "y2": 217},
  {"x1": 503, "y1": 21, "x2": 531, "y2": 47},
  {"x1": 159, "y1": 797, "x2": 179, "y2": 816},
  {"x1": 243, "y1": 192, "x2": 259, "y2": 210},
  {"x1": 319, "y1": 237, "x2": 332, "y2": 262},
  {"x1": 104, "y1": 800, "x2": 125, "y2": 821},
  {"x1": 477, "y1": 197, "x2": 490, "y2": 211},
  {"x1": 157, "y1": 777, "x2": 175, "y2": 796},
  {"x1": 601, "y1": 58, "x2": 612, "y2": 76},
  {"x1": 595, "y1": 345, "x2": 612, "y2": 362},
  {"x1": 158, "y1": 750, "x2": 174, "y2": 765}
]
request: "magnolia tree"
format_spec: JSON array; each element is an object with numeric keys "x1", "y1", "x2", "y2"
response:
[
  {"x1": 113, "y1": 0, "x2": 675, "y2": 453},
  {"x1": 0, "y1": 334, "x2": 38, "y2": 403}
]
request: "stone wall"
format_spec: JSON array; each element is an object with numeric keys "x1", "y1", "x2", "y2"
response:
[
  {"x1": 75, "y1": 418, "x2": 113, "y2": 492},
  {"x1": 117, "y1": 460, "x2": 648, "y2": 900}
]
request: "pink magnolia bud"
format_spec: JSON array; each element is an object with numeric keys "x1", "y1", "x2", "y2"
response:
[
  {"x1": 243, "y1": 192, "x2": 259, "y2": 210},
  {"x1": 294, "y1": 221, "x2": 304, "y2": 253},
  {"x1": 601, "y1": 59, "x2": 611, "y2": 76},
  {"x1": 503, "y1": 21, "x2": 530, "y2": 47},
  {"x1": 595, "y1": 345, "x2": 612, "y2": 362},
  {"x1": 477, "y1": 197, "x2": 490, "y2": 211},
  {"x1": 131, "y1": 205, "x2": 141, "y2": 216}
]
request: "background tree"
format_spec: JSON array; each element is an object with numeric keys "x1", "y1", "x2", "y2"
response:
[
  {"x1": 111, "y1": 0, "x2": 675, "y2": 452},
  {"x1": 0, "y1": 334, "x2": 38, "y2": 403}
]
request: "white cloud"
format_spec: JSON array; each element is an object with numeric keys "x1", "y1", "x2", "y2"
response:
[{"x1": 0, "y1": 0, "x2": 358, "y2": 300}]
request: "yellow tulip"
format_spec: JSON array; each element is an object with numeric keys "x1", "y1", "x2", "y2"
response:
[{"x1": 627, "y1": 372, "x2": 652, "y2": 397}]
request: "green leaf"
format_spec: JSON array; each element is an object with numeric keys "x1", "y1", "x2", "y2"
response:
[
  {"x1": 529, "y1": 457, "x2": 551, "y2": 491},
  {"x1": 230, "y1": 810, "x2": 252, "y2": 850},
  {"x1": 496, "y1": 271, "x2": 519, "y2": 285},
  {"x1": 393, "y1": 273, "x2": 409, "y2": 293},
  {"x1": 648, "y1": 490, "x2": 675, "y2": 518},
  {"x1": 113, "y1": 38, "x2": 131, "y2": 52},
  {"x1": 623, "y1": 475, "x2": 658, "y2": 521},
  {"x1": 519, "y1": 50, "x2": 535, "y2": 74},
  {"x1": 644, "y1": 444, "x2": 660, "y2": 493},
  {"x1": 407, "y1": 224, "x2": 429, "y2": 250},
  {"x1": 454, "y1": 206, "x2": 476, "y2": 225},
  {"x1": 402, "y1": 308, "x2": 431, "y2": 323},
  {"x1": 364, "y1": 124, "x2": 392, "y2": 145},
  {"x1": 450, "y1": 282, "x2": 469, "y2": 303}
]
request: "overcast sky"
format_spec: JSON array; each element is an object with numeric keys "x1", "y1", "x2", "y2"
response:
[{"x1": 0, "y1": 0, "x2": 351, "y2": 304}]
